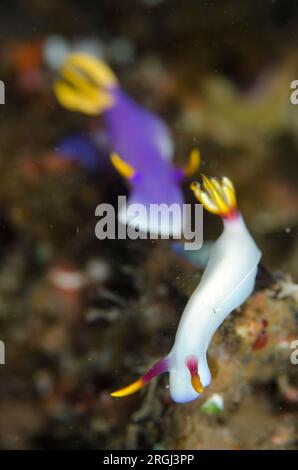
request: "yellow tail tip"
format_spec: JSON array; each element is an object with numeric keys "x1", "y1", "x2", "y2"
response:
[{"x1": 111, "y1": 378, "x2": 145, "y2": 398}]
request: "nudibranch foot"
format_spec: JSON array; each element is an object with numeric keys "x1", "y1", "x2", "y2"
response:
[{"x1": 111, "y1": 356, "x2": 169, "y2": 398}]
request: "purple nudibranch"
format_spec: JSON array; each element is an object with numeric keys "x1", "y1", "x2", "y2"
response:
[{"x1": 54, "y1": 53, "x2": 200, "y2": 235}]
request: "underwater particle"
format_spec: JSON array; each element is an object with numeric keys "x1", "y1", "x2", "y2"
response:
[
  {"x1": 271, "y1": 421, "x2": 296, "y2": 447},
  {"x1": 277, "y1": 278, "x2": 298, "y2": 299},
  {"x1": 10, "y1": 40, "x2": 44, "y2": 93},
  {"x1": 44, "y1": 36, "x2": 104, "y2": 71},
  {"x1": 34, "y1": 370, "x2": 54, "y2": 397},
  {"x1": 107, "y1": 37, "x2": 135, "y2": 65},
  {"x1": 43, "y1": 35, "x2": 70, "y2": 70},
  {"x1": 85, "y1": 308, "x2": 120, "y2": 323},
  {"x1": 139, "y1": 0, "x2": 165, "y2": 5},
  {"x1": 55, "y1": 133, "x2": 101, "y2": 171},
  {"x1": 72, "y1": 37, "x2": 105, "y2": 59},
  {"x1": 86, "y1": 258, "x2": 111, "y2": 283},
  {"x1": 49, "y1": 263, "x2": 87, "y2": 292},
  {"x1": 200, "y1": 393, "x2": 224, "y2": 415},
  {"x1": 253, "y1": 331, "x2": 268, "y2": 350},
  {"x1": 277, "y1": 375, "x2": 298, "y2": 404},
  {"x1": 34, "y1": 242, "x2": 53, "y2": 265},
  {"x1": 10, "y1": 40, "x2": 43, "y2": 75},
  {"x1": 253, "y1": 319, "x2": 269, "y2": 351}
]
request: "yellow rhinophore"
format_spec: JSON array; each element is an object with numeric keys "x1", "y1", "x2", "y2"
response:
[
  {"x1": 64, "y1": 53, "x2": 118, "y2": 88},
  {"x1": 191, "y1": 174, "x2": 237, "y2": 218},
  {"x1": 110, "y1": 153, "x2": 136, "y2": 180},
  {"x1": 54, "y1": 53, "x2": 118, "y2": 115},
  {"x1": 184, "y1": 148, "x2": 201, "y2": 177}
]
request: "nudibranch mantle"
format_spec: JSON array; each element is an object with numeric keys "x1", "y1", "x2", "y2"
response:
[{"x1": 111, "y1": 174, "x2": 261, "y2": 403}]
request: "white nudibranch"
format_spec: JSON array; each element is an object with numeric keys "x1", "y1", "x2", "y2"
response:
[{"x1": 111, "y1": 173, "x2": 262, "y2": 403}]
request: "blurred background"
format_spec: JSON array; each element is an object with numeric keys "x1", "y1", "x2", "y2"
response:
[{"x1": 0, "y1": 0, "x2": 297, "y2": 449}]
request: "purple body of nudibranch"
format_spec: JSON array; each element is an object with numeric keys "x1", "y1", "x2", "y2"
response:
[{"x1": 104, "y1": 88, "x2": 184, "y2": 210}]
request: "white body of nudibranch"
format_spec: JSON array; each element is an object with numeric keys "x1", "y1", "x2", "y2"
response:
[
  {"x1": 169, "y1": 212, "x2": 261, "y2": 403},
  {"x1": 111, "y1": 173, "x2": 261, "y2": 404}
]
